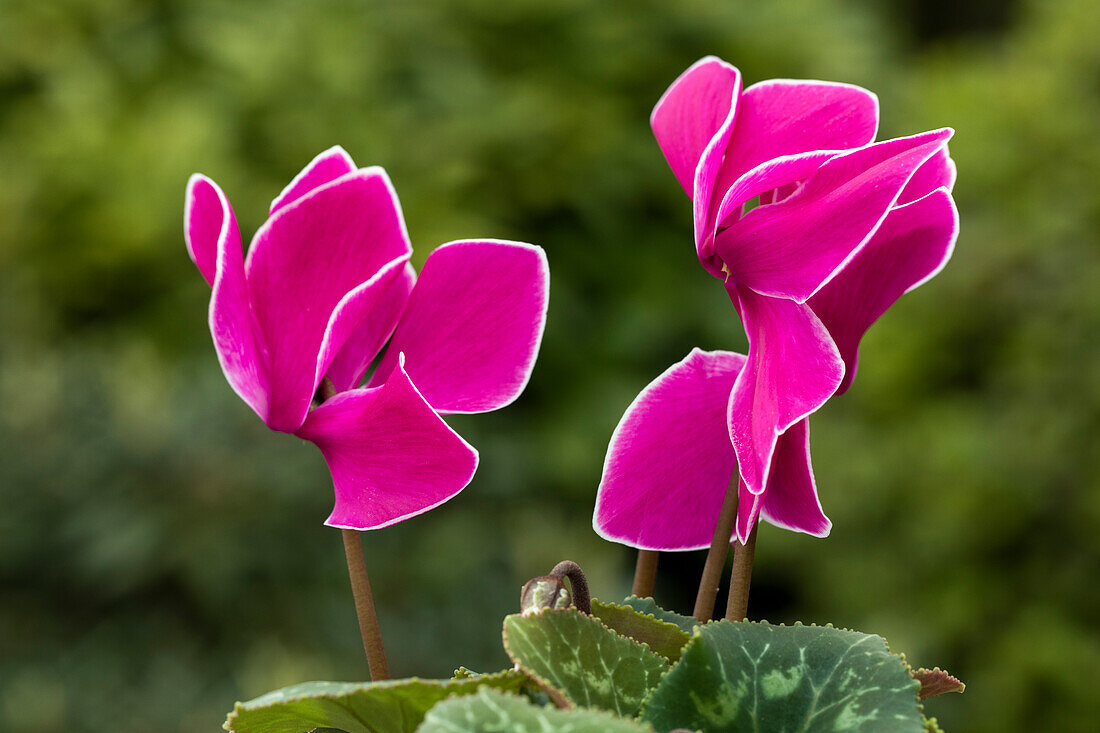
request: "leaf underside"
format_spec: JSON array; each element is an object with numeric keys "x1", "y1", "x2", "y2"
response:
[
  {"x1": 502, "y1": 608, "x2": 669, "y2": 717},
  {"x1": 641, "y1": 621, "x2": 925, "y2": 733},
  {"x1": 912, "y1": 667, "x2": 965, "y2": 700}
]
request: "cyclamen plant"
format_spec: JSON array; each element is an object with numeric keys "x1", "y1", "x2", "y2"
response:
[{"x1": 203, "y1": 59, "x2": 964, "y2": 733}]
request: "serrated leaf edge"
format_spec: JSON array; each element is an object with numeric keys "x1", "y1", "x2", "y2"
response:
[{"x1": 590, "y1": 599, "x2": 691, "y2": 660}]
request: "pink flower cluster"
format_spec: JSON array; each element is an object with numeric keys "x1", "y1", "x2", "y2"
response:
[
  {"x1": 594, "y1": 57, "x2": 958, "y2": 548},
  {"x1": 186, "y1": 147, "x2": 548, "y2": 530}
]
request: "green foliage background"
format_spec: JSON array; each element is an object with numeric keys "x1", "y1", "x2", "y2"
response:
[{"x1": 1, "y1": 0, "x2": 1097, "y2": 730}]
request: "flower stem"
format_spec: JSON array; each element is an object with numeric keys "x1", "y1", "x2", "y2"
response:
[
  {"x1": 692, "y1": 472, "x2": 739, "y2": 622},
  {"x1": 632, "y1": 550, "x2": 659, "y2": 598},
  {"x1": 725, "y1": 520, "x2": 758, "y2": 621},
  {"x1": 317, "y1": 376, "x2": 390, "y2": 680},
  {"x1": 341, "y1": 528, "x2": 391, "y2": 680}
]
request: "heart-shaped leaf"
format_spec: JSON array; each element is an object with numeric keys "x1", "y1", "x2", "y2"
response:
[
  {"x1": 417, "y1": 688, "x2": 656, "y2": 732},
  {"x1": 224, "y1": 670, "x2": 526, "y2": 733},
  {"x1": 503, "y1": 608, "x2": 669, "y2": 716},
  {"x1": 641, "y1": 621, "x2": 924, "y2": 733}
]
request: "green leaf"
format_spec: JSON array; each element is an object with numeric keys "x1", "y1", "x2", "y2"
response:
[
  {"x1": 502, "y1": 608, "x2": 669, "y2": 716},
  {"x1": 224, "y1": 670, "x2": 527, "y2": 733},
  {"x1": 641, "y1": 621, "x2": 924, "y2": 733},
  {"x1": 591, "y1": 599, "x2": 691, "y2": 662},
  {"x1": 620, "y1": 595, "x2": 699, "y2": 634},
  {"x1": 417, "y1": 688, "x2": 656, "y2": 732}
]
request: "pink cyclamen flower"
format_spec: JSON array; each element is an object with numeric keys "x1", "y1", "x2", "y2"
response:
[
  {"x1": 594, "y1": 58, "x2": 957, "y2": 547},
  {"x1": 185, "y1": 146, "x2": 549, "y2": 530}
]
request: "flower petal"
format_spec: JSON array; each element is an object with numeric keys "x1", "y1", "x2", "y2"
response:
[
  {"x1": 296, "y1": 358, "x2": 479, "y2": 531},
  {"x1": 727, "y1": 285, "x2": 843, "y2": 495},
  {"x1": 712, "y1": 149, "x2": 837, "y2": 234},
  {"x1": 369, "y1": 239, "x2": 549, "y2": 414},
  {"x1": 186, "y1": 175, "x2": 271, "y2": 421},
  {"x1": 715, "y1": 128, "x2": 953, "y2": 302},
  {"x1": 593, "y1": 349, "x2": 746, "y2": 551},
  {"x1": 315, "y1": 254, "x2": 414, "y2": 393},
  {"x1": 713, "y1": 79, "x2": 879, "y2": 204},
  {"x1": 324, "y1": 260, "x2": 416, "y2": 392},
  {"x1": 757, "y1": 419, "x2": 830, "y2": 538},
  {"x1": 185, "y1": 173, "x2": 234, "y2": 287},
  {"x1": 808, "y1": 187, "x2": 959, "y2": 394},
  {"x1": 898, "y1": 146, "x2": 956, "y2": 205},
  {"x1": 734, "y1": 479, "x2": 760, "y2": 546},
  {"x1": 650, "y1": 56, "x2": 742, "y2": 199},
  {"x1": 269, "y1": 145, "x2": 356, "y2": 216},
  {"x1": 245, "y1": 167, "x2": 412, "y2": 432}
]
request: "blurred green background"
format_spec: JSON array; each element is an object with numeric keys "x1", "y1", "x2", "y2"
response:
[{"x1": 1, "y1": 0, "x2": 1098, "y2": 730}]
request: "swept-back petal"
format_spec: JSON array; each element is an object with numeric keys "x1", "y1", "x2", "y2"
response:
[
  {"x1": 715, "y1": 128, "x2": 953, "y2": 302},
  {"x1": 712, "y1": 149, "x2": 837, "y2": 233},
  {"x1": 650, "y1": 56, "x2": 741, "y2": 198},
  {"x1": 185, "y1": 174, "x2": 233, "y2": 287},
  {"x1": 315, "y1": 254, "x2": 413, "y2": 392},
  {"x1": 727, "y1": 286, "x2": 843, "y2": 495},
  {"x1": 296, "y1": 358, "x2": 479, "y2": 531},
  {"x1": 708, "y1": 79, "x2": 878, "y2": 236},
  {"x1": 593, "y1": 349, "x2": 746, "y2": 551},
  {"x1": 898, "y1": 146, "x2": 956, "y2": 205},
  {"x1": 325, "y1": 260, "x2": 416, "y2": 392},
  {"x1": 369, "y1": 240, "x2": 549, "y2": 414},
  {"x1": 185, "y1": 175, "x2": 271, "y2": 420},
  {"x1": 809, "y1": 187, "x2": 959, "y2": 394},
  {"x1": 757, "y1": 419, "x2": 830, "y2": 538},
  {"x1": 734, "y1": 480, "x2": 760, "y2": 546},
  {"x1": 269, "y1": 145, "x2": 356, "y2": 216},
  {"x1": 245, "y1": 167, "x2": 412, "y2": 432}
]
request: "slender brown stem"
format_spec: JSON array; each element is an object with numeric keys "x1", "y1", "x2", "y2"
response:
[
  {"x1": 341, "y1": 528, "x2": 391, "y2": 680},
  {"x1": 692, "y1": 472, "x2": 740, "y2": 622},
  {"x1": 632, "y1": 550, "x2": 659, "y2": 598},
  {"x1": 725, "y1": 520, "x2": 758, "y2": 621},
  {"x1": 318, "y1": 376, "x2": 390, "y2": 678}
]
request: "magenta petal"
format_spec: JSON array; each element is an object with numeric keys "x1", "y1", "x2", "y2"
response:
[
  {"x1": 185, "y1": 174, "x2": 237, "y2": 288},
  {"x1": 369, "y1": 240, "x2": 549, "y2": 414},
  {"x1": 711, "y1": 79, "x2": 879, "y2": 226},
  {"x1": 715, "y1": 128, "x2": 953, "y2": 302},
  {"x1": 898, "y1": 146, "x2": 956, "y2": 205},
  {"x1": 315, "y1": 254, "x2": 414, "y2": 393},
  {"x1": 593, "y1": 349, "x2": 746, "y2": 551},
  {"x1": 712, "y1": 149, "x2": 837, "y2": 232},
  {"x1": 269, "y1": 145, "x2": 356, "y2": 216},
  {"x1": 296, "y1": 359, "x2": 479, "y2": 530},
  {"x1": 650, "y1": 56, "x2": 742, "y2": 199},
  {"x1": 757, "y1": 419, "x2": 830, "y2": 538},
  {"x1": 187, "y1": 175, "x2": 271, "y2": 421},
  {"x1": 727, "y1": 286, "x2": 843, "y2": 495},
  {"x1": 245, "y1": 168, "x2": 412, "y2": 432},
  {"x1": 734, "y1": 479, "x2": 760, "y2": 545},
  {"x1": 809, "y1": 187, "x2": 959, "y2": 394},
  {"x1": 325, "y1": 260, "x2": 416, "y2": 392}
]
